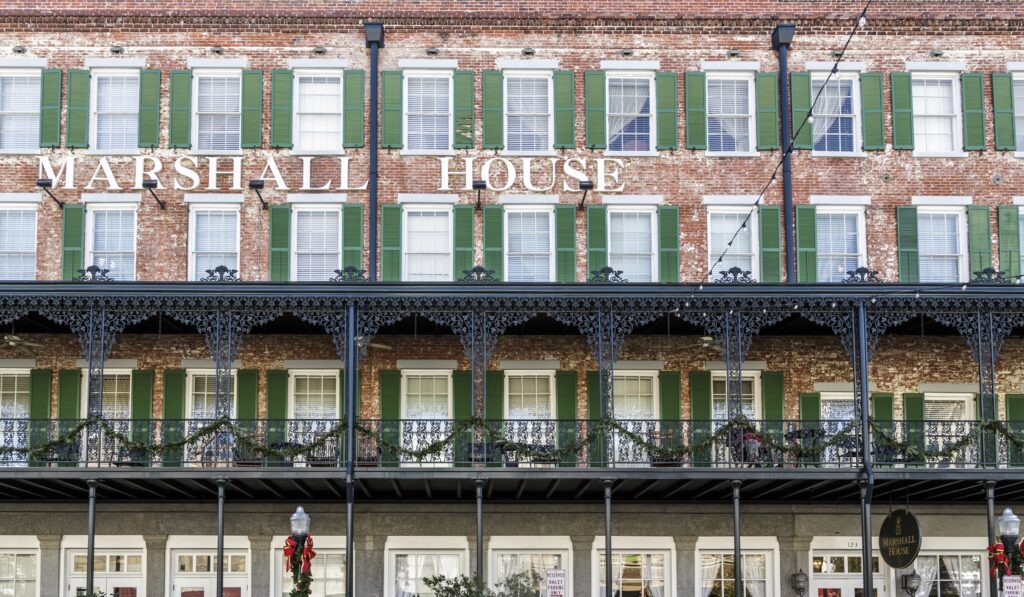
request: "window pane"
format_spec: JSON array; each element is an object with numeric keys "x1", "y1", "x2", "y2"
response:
[
  {"x1": 506, "y1": 374, "x2": 553, "y2": 419},
  {"x1": 91, "y1": 209, "x2": 136, "y2": 280},
  {"x1": 494, "y1": 552, "x2": 562, "y2": 595},
  {"x1": 506, "y1": 76, "x2": 550, "y2": 152},
  {"x1": 407, "y1": 77, "x2": 450, "y2": 151},
  {"x1": 599, "y1": 552, "x2": 666, "y2": 595},
  {"x1": 192, "y1": 210, "x2": 239, "y2": 280},
  {"x1": 608, "y1": 77, "x2": 652, "y2": 152},
  {"x1": 917, "y1": 212, "x2": 961, "y2": 282},
  {"x1": 912, "y1": 79, "x2": 956, "y2": 153},
  {"x1": 295, "y1": 75, "x2": 342, "y2": 152},
  {"x1": 405, "y1": 210, "x2": 451, "y2": 281},
  {"x1": 0, "y1": 209, "x2": 36, "y2": 280},
  {"x1": 815, "y1": 211, "x2": 860, "y2": 282},
  {"x1": 295, "y1": 209, "x2": 341, "y2": 281},
  {"x1": 191, "y1": 374, "x2": 235, "y2": 418},
  {"x1": 811, "y1": 79, "x2": 855, "y2": 153},
  {"x1": 293, "y1": 375, "x2": 338, "y2": 419},
  {"x1": 0, "y1": 75, "x2": 41, "y2": 150},
  {"x1": 101, "y1": 374, "x2": 132, "y2": 419},
  {"x1": 95, "y1": 75, "x2": 140, "y2": 150},
  {"x1": 712, "y1": 376, "x2": 756, "y2": 419},
  {"x1": 404, "y1": 375, "x2": 450, "y2": 419},
  {"x1": 507, "y1": 210, "x2": 551, "y2": 282},
  {"x1": 925, "y1": 398, "x2": 967, "y2": 420},
  {"x1": 196, "y1": 76, "x2": 241, "y2": 151},
  {"x1": 708, "y1": 212, "x2": 754, "y2": 278},
  {"x1": 708, "y1": 79, "x2": 751, "y2": 153},
  {"x1": 609, "y1": 211, "x2": 653, "y2": 282},
  {"x1": 613, "y1": 375, "x2": 656, "y2": 419}
]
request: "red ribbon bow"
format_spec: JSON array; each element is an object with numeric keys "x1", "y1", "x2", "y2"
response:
[
  {"x1": 284, "y1": 535, "x2": 317, "y2": 574},
  {"x1": 988, "y1": 543, "x2": 1010, "y2": 578}
]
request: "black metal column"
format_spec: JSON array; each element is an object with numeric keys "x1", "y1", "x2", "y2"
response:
[
  {"x1": 856, "y1": 302, "x2": 875, "y2": 597},
  {"x1": 772, "y1": 24, "x2": 797, "y2": 283},
  {"x1": 733, "y1": 480, "x2": 743, "y2": 597},
  {"x1": 859, "y1": 481, "x2": 873, "y2": 597},
  {"x1": 344, "y1": 301, "x2": 358, "y2": 596},
  {"x1": 986, "y1": 481, "x2": 997, "y2": 597},
  {"x1": 364, "y1": 23, "x2": 384, "y2": 281},
  {"x1": 85, "y1": 479, "x2": 98, "y2": 593},
  {"x1": 476, "y1": 479, "x2": 485, "y2": 581},
  {"x1": 216, "y1": 478, "x2": 226, "y2": 596},
  {"x1": 604, "y1": 479, "x2": 613, "y2": 597}
]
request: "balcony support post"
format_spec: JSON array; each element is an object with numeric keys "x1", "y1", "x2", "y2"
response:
[
  {"x1": 216, "y1": 477, "x2": 227, "y2": 597},
  {"x1": 603, "y1": 478, "x2": 613, "y2": 596},
  {"x1": 475, "y1": 478, "x2": 485, "y2": 581},
  {"x1": 732, "y1": 480, "x2": 743, "y2": 597},
  {"x1": 86, "y1": 479, "x2": 98, "y2": 593},
  {"x1": 856, "y1": 302, "x2": 874, "y2": 597},
  {"x1": 986, "y1": 481, "x2": 998, "y2": 597},
  {"x1": 344, "y1": 301, "x2": 358, "y2": 597}
]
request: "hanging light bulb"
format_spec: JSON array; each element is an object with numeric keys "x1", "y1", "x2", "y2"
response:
[
  {"x1": 858, "y1": 14, "x2": 868, "y2": 28},
  {"x1": 770, "y1": 176, "x2": 778, "y2": 185},
  {"x1": 807, "y1": 114, "x2": 815, "y2": 124}
]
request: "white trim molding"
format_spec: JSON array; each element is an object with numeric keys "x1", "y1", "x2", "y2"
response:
[
  {"x1": 703, "y1": 195, "x2": 761, "y2": 206},
  {"x1": 1012, "y1": 197, "x2": 1024, "y2": 206},
  {"x1": 85, "y1": 57, "x2": 147, "y2": 68},
  {"x1": 399, "y1": 58, "x2": 458, "y2": 69},
  {"x1": 600, "y1": 194, "x2": 663, "y2": 206},
  {"x1": 499, "y1": 194, "x2": 559, "y2": 205},
  {"x1": 187, "y1": 57, "x2": 249, "y2": 69},
  {"x1": 184, "y1": 193, "x2": 244, "y2": 204},
  {"x1": 701, "y1": 61, "x2": 761, "y2": 72},
  {"x1": 704, "y1": 360, "x2": 768, "y2": 371},
  {"x1": 81, "y1": 193, "x2": 142, "y2": 204},
  {"x1": 1009, "y1": 62, "x2": 1024, "y2": 73},
  {"x1": 0, "y1": 359, "x2": 36, "y2": 368},
  {"x1": 805, "y1": 61, "x2": 866, "y2": 72},
  {"x1": 282, "y1": 359, "x2": 344, "y2": 370},
  {"x1": 289, "y1": 58, "x2": 349, "y2": 69},
  {"x1": 600, "y1": 60, "x2": 660, "y2": 71},
  {"x1": 286, "y1": 193, "x2": 348, "y2": 203},
  {"x1": 810, "y1": 195, "x2": 872, "y2": 206},
  {"x1": 500, "y1": 360, "x2": 561, "y2": 370},
  {"x1": 0, "y1": 193, "x2": 42, "y2": 204},
  {"x1": 906, "y1": 61, "x2": 967, "y2": 72},
  {"x1": 397, "y1": 193, "x2": 460, "y2": 204},
  {"x1": 0, "y1": 58, "x2": 46, "y2": 68},
  {"x1": 614, "y1": 360, "x2": 665, "y2": 370},
  {"x1": 912, "y1": 196, "x2": 972, "y2": 206},
  {"x1": 74, "y1": 358, "x2": 138, "y2": 369},
  {"x1": 396, "y1": 359, "x2": 458, "y2": 370},
  {"x1": 497, "y1": 58, "x2": 560, "y2": 70}
]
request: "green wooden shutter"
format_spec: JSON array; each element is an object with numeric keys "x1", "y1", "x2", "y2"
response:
[
  {"x1": 755, "y1": 72, "x2": 779, "y2": 150},
  {"x1": 891, "y1": 73, "x2": 914, "y2": 150},
  {"x1": 65, "y1": 69, "x2": 90, "y2": 148},
  {"x1": 759, "y1": 205, "x2": 782, "y2": 283},
  {"x1": 1007, "y1": 394, "x2": 1024, "y2": 466},
  {"x1": 162, "y1": 369, "x2": 186, "y2": 467},
  {"x1": 483, "y1": 205, "x2": 504, "y2": 281},
  {"x1": 482, "y1": 70, "x2": 503, "y2": 150},
  {"x1": 381, "y1": 70, "x2": 403, "y2": 149},
  {"x1": 61, "y1": 204, "x2": 85, "y2": 281},
  {"x1": 265, "y1": 370, "x2": 288, "y2": 461},
  {"x1": 270, "y1": 69, "x2": 294, "y2": 148},
  {"x1": 130, "y1": 370, "x2": 154, "y2": 420},
  {"x1": 790, "y1": 72, "x2": 812, "y2": 149},
  {"x1": 585, "y1": 371, "x2": 606, "y2": 465},
  {"x1": 555, "y1": 205, "x2": 577, "y2": 283},
  {"x1": 689, "y1": 370, "x2": 712, "y2": 467},
  {"x1": 343, "y1": 69, "x2": 365, "y2": 148},
  {"x1": 57, "y1": 370, "x2": 80, "y2": 421},
  {"x1": 381, "y1": 204, "x2": 402, "y2": 281},
  {"x1": 555, "y1": 370, "x2": 577, "y2": 466},
  {"x1": 658, "y1": 205, "x2": 679, "y2": 283},
  {"x1": 28, "y1": 369, "x2": 52, "y2": 462},
  {"x1": 762, "y1": 372, "x2": 785, "y2": 420},
  {"x1": 993, "y1": 73, "x2": 1017, "y2": 151},
  {"x1": 896, "y1": 206, "x2": 919, "y2": 282},
  {"x1": 379, "y1": 370, "x2": 401, "y2": 466},
  {"x1": 871, "y1": 392, "x2": 894, "y2": 465},
  {"x1": 860, "y1": 72, "x2": 885, "y2": 150},
  {"x1": 998, "y1": 205, "x2": 1021, "y2": 279},
  {"x1": 452, "y1": 70, "x2": 475, "y2": 149},
  {"x1": 268, "y1": 205, "x2": 291, "y2": 282},
  {"x1": 236, "y1": 369, "x2": 259, "y2": 420},
  {"x1": 39, "y1": 69, "x2": 62, "y2": 148},
  {"x1": 658, "y1": 371, "x2": 681, "y2": 452},
  {"x1": 967, "y1": 205, "x2": 992, "y2": 275},
  {"x1": 240, "y1": 70, "x2": 263, "y2": 148},
  {"x1": 655, "y1": 72, "x2": 678, "y2": 150},
  {"x1": 138, "y1": 69, "x2": 161, "y2": 148},
  {"x1": 584, "y1": 70, "x2": 606, "y2": 149},
  {"x1": 341, "y1": 204, "x2": 364, "y2": 271},
  {"x1": 553, "y1": 70, "x2": 575, "y2": 149},
  {"x1": 903, "y1": 392, "x2": 925, "y2": 462},
  {"x1": 453, "y1": 370, "x2": 472, "y2": 466},
  {"x1": 799, "y1": 392, "x2": 821, "y2": 424},
  {"x1": 871, "y1": 392, "x2": 894, "y2": 421},
  {"x1": 169, "y1": 70, "x2": 192, "y2": 148},
  {"x1": 453, "y1": 205, "x2": 475, "y2": 280},
  {"x1": 485, "y1": 371, "x2": 504, "y2": 421},
  {"x1": 795, "y1": 205, "x2": 817, "y2": 283},
  {"x1": 684, "y1": 72, "x2": 707, "y2": 150},
  {"x1": 586, "y1": 205, "x2": 608, "y2": 276},
  {"x1": 961, "y1": 73, "x2": 985, "y2": 151}
]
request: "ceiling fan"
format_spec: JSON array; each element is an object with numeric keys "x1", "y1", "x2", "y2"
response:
[
  {"x1": 2, "y1": 334, "x2": 43, "y2": 350},
  {"x1": 695, "y1": 335, "x2": 723, "y2": 352}
]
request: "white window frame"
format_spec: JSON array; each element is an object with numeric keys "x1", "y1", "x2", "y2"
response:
[
  {"x1": 503, "y1": 204, "x2": 556, "y2": 282},
  {"x1": 0, "y1": 541, "x2": 40, "y2": 597},
  {"x1": 290, "y1": 203, "x2": 343, "y2": 282},
  {"x1": 291, "y1": 68, "x2": 345, "y2": 155},
  {"x1": 0, "y1": 201, "x2": 38, "y2": 281},
  {"x1": 184, "y1": 369, "x2": 238, "y2": 419},
  {"x1": 695, "y1": 537, "x2": 780, "y2": 597},
  {"x1": 488, "y1": 536, "x2": 572, "y2": 595},
  {"x1": 401, "y1": 204, "x2": 454, "y2": 282},
  {"x1": 709, "y1": 370, "x2": 762, "y2": 419},
  {"x1": 819, "y1": 391, "x2": 857, "y2": 421},
  {"x1": 501, "y1": 69, "x2": 555, "y2": 156},
  {"x1": 0, "y1": 67, "x2": 42, "y2": 155},
  {"x1": 611, "y1": 370, "x2": 660, "y2": 419},
  {"x1": 384, "y1": 536, "x2": 469, "y2": 597},
  {"x1": 916, "y1": 206, "x2": 968, "y2": 283},
  {"x1": 402, "y1": 69, "x2": 455, "y2": 156},
  {"x1": 809, "y1": 72, "x2": 864, "y2": 157},
  {"x1": 270, "y1": 535, "x2": 346, "y2": 597},
  {"x1": 704, "y1": 71, "x2": 757, "y2": 156},
  {"x1": 400, "y1": 369, "x2": 454, "y2": 419},
  {"x1": 503, "y1": 370, "x2": 557, "y2": 420},
  {"x1": 64, "y1": 548, "x2": 146, "y2": 597},
  {"x1": 923, "y1": 392, "x2": 975, "y2": 421},
  {"x1": 592, "y1": 536, "x2": 676, "y2": 597},
  {"x1": 88, "y1": 67, "x2": 141, "y2": 155},
  {"x1": 1012, "y1": 71, "x2": 1024, "y2": 158},
  {"x1": 0, "y1": 368, "x2": 32, "y2": 418},
  {"x1": 606, "y1": 205, "x2": 659, "y2": 283},
  {"x1": 187, "y1": 203, "x2": 241, "y2": 281},
  {"x1": 910, "y1": 72, "x2": 966, "y2": 158},
  {"x1": 706, "y1": 206, "x2": 761, "y2": 281},
  {"x1": 605, "y1": 70, "x2": 657, "y2": 157},
  {"x1": 814, "y1": 206, "x2": 866, "y2": 283},
  {"x1": 85, "y1": 202, "x2": 138, "y2": 281},
  {"x1": 287, "y1": 369, "x2": 340, "y2": 419},
  {"x1": 191, "y1": 68, "x2": 243, "y2": 156},
  {"x1": 78, "y1": 368, "x2": 133, "y2": 418}
]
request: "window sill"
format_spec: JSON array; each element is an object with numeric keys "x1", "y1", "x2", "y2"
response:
[
  {"x1": 291, "y1": 149, "x2": 345, "y2": 157},
  {"x1": 605, "y1": 150, "x2": 658, "y2": 158},
  {"x1": 911, "y1": 151, "x2": 968, "y2": 158},
  {"x1": 85, "y1": 149, "x2": 141, "y2": 156},
  {"x1": 499, "y1": 150, "x2": 558, "y2": 157},
  {"x1": 704, "y1": 151, "x2": 759, "y2": 158},
  {"x1": 1014, "y1": 151, "x2": 1024, "y2": 159},
  {"x1": 0, "y1": 149, "x2": 41, "y2": 155},
  {"x1": 400, "y1": 149, "x2": 456, "y2": 157},
  {"x1": 810, "y1": 151, "x2": 867, "y2": 158},
  {"x1": 189, "y1": 150, "x2": 244, "y2": 156}
]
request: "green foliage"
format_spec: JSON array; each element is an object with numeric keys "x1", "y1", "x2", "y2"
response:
[{"x1": 424, "y1": 572, "x2": 542, "y2": 597}]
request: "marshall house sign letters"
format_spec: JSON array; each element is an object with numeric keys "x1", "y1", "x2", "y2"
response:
[{"x1": 879, "y1": 509, "x2": 923, "y2": 570}]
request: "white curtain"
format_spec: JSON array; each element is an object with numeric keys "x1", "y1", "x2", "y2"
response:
[
  {"x1": 608, "y1": 78, "x2": 650, "y2": 149},
  {"x1": 915, "y1": 556, "x2": 939, "y2": 597},
  {"x1": 700, "y1": 555, "x2": 720, "y2": 597},
  {"x1": 707, "y1": 79, "x2": 750, "y2": 152},
  {"x1": 811, "y1": 80, "x2": 848, "y2": 143},
  {"x1": 743, "y1": 556, "x2": 766, "y2": 597},
  {"x1": 642, "y1": 555, "x2": 665, "y2": 597}
]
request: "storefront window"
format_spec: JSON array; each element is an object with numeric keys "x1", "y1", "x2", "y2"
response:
[
  {"x1": 280, "y1": 549, "x2": 344, "y2": 597},
  {"x1": 701, "y1": 552, "x2": 768, "y2": 597},
  {"x1": 910, "y1": 554, "x2": 982, "y2": 597},
  {"x1": 598, "y1": 551, "x2": 667, "y2": 597},
  {"x1": 493, "y1": 552, "x2": 563, "y2": 596},
  {"x1": 0, "y1": 552, "x2": 36, "y2": 597},
  {"x1": 393, "y1": 552, "x2": 463, "y2": 597}
]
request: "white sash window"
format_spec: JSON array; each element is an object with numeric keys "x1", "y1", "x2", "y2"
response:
[
  {"x1": 608, "y1": 208, "x2": 656, "y2": 283},
  {"x1": 194, "y1": 73, "x2": 242, "y2": 152},
  {"x1": 607, "y1": 74, "x2": 654, "y2": 154},
  {"x1": 707, "y1": 75, "x2": 754, "y2": 154},
  {"x1": 405, "y1": 73, "x2": 452, "y2": 152},
  {"x1": 403, "y1": 208, "x2": 452, "y2": 282},
  {"x1": 505, "y1": 74, "x2": 552, "y2": 153},
  {"x1": 0, "y1": 71, "x2": 40, "y2": 151},
  {"x1": 294, "y1": 71, "x2": 343, "y2": 153},
  {"x1": 92, "y1": 71, "x2": 140, "y2": 151},
  {"x1": 293, "y1": 207, "x2": 342, "y2": 281},
  {"x1": 189, "y1": 206, "x2": 240, "y2": 280},
  {"x1": 917, "y1": 209, "x2": 966, "y2": 283},
  {"x1": 506, "y1": 207, "x2": 554, "y2": 282},
  {"x1": 912, "y1": 75, "x2": 961, "y2": 155},
  {"x1": 87, "y1": 206, "x2": 137, "y2": 281},
  {"x1": 0, "y1": 207, "x2": 36, "y2": 280}
]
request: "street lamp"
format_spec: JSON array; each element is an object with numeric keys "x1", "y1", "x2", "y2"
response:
[
  {"x1": 901, "y1": 570, "x2": 921, "y2": 597},
  {"x1": 287, "y1": 506, "x2": 315, "y2": 596},
  {"x1": 790, "y1": 569, "x2": 809, "y2": 597},
  {"x1": 291, "y1": 506, "x2": 311, "y2": 549},
  {"x1": 1000, "y1": 507, "x2": 1021, "y2": 574}
]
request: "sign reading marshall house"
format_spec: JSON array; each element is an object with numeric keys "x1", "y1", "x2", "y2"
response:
[{"x1": 879, "y1": 509, "x2": 922, "y2": 569}]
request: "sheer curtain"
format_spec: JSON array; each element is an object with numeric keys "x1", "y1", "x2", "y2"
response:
[
  {"x1": 700, "y1": 555, "x2": 720, "y2": 597},
  {"x1": 642, "y1": 554, "x2": 665, "y2": 597},
  {"x1": 743, "y1": 555, "x2": 766, "y2": 597},
  {"x1": 914, "y1": 557, "x2": 939, "y2": 597},
  {"x1": 608, "y1": 78, "x2": 651, "y2": 150},
  {"x1": 707, "y1": 79, "x2": 750, "y2": 152},
  {"x1": 811, "y1": 80, "x2": 847, "y2": 147}
]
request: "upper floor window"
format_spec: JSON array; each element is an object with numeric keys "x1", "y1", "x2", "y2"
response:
[
  {"x1": 1014, "y1": 76, "x2": 1024, "y2": 152},
  {"x1": 707, "y1": 74, "x2": 754, "y2": 154},
  {"x1": 612, "y1": 373, "x2": 658, "y2": 419},
  {"x1": 608, "y1": 208, "x2": 657, "y2": 282},
  {"x1": 405, "y1": 72, "x2": 452, "y2": 153},
  {"x1": 294, "y1": 70, "x2": 344, "y2": 154},
  {"x1": 505, "y1": 207, "x2": 554, "y2": 282},
  {"x1": 912, "y1": 75, "x2": 961, "y2": 155},
  {"x1": 505, "y1": 372, "x2": 555, "y2": 420},
  {"x1": 711, "y1": 372, "x2": 759, "y2": 420},
  {"x1": 187, "y1": 370, "x2": 237, "y2": 419},
  {"x1": 189, "y1": 205, "x2": 239, "y2": 281},
  {"x1": 0, "y1": 70, "x2": 40, "y2": 151},
  {"x1": 403, "y1": 206, "x2": 452, "y2": 282},
  {"x1": 816, "y1": 208, "x2": 865, "y2": 283},
  {"x1": 80, "y1": 372, "x2": 132, "y2": 419},
  {"x1": 811, "y1": 75, "x2": 860, "y2": 154},
  {"x1": 292, "y1": 206, "x2": 342, "y2": 281},
  {"x1": 707, "y1": 208, "x2": 758, "y2": 280},
  {"x1": 505, "y1": 73, "x2": 552, "y2": 153},
  {"x1": 291, "y1": 372, "x2": 339, "y2": 420},
  {"x1": 86, "y1": 205, "x2": 137, "y2": 281},
  {"x1": 0, "y1": 205, "x2": 36, "y2": 280},
  {"x1": 0, "y1": 371, "x2": 30, "y2": 419},
  {"x1": 607, "y1": 73, "x2": 654, "y2": 154},
  {"x1": 194, "y1": 71, "x2": 242, "y2": 152},
  {"x1": 917, "y1": 209, "x2": 966, "y2": 283},
  {"x1": 91, "y1": 70, "x2": 139, "y2": 152}
]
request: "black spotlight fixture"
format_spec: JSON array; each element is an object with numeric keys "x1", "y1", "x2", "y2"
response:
[
  {"x1": 576, "y1": 180, "x2": 595, "y2": 210},
  {"x1": 248, "y1": 179, "x2": 268, "y2": 209},
  {"x1": 141, "y1": 179, "x2": 165, "y2": 210},
  {"x1": 36, "y1": 179, "x2": 63, "y2": 207},
  {"x1": 472, "y1": 179, "x2": 487, "y2": 210}
]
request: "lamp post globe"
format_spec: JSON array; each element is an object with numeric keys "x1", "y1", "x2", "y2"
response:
[
  {"x1": 291, "y1": 506, "x2": 311, "y2": 541},
  {"x1": 1000, "y1": 507, "x2": 1021, "y2": 572}
]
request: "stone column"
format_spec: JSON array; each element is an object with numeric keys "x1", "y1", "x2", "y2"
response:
[
  {"x1": 249, "y1": 535, "x2": 273, "y2": 597},
  {"x1": 571, "y1": 535, "x2": 592, "y2": 597},
  {"x1": 674, "y1": 536, "x2": 698, "y2": 597},
  {"x1": 779, "y1": 537, "x2": 813, "y2": 597},
  {"x1": 37, "y1": 535, "x2": 61, "y2": 597},
  {"x1": 358, "y1": 534, "x2": 386, "y2": 596},
  {"x1": 144, "y1": 534, "x2": 167, "y2": 597}
]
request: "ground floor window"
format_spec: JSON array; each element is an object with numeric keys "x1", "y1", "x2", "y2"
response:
[
  {"x1": 812, "y1": 552, "x2": 880, "y2": 597},
  {"x1": 597, "y1": 551, "x2": 669, "y2": 597},
  {"x1": 0, "y1": 551, "x2": 36, "y2": 597},
  {"x1": 171, "y1": 549, "x2": 248, "y2": 597},
  {"x1": 391, "y1": 551, "x2": 464, "y2": 597},
  {"x1": 491, "y1": 540, "x2": 570, "y2": 597},
  {"x1": 66, "y1": 549, "x2": 144, "y2": 597},
  {"x1": 701, "y1": 552, "x2": 769, "y2": 597},
  {"x1": 910, "y1": 554, "x2": 982, "y2": 597},
  {"x1": 278, "y1": 549, "x2": 344, "y2": 597}
]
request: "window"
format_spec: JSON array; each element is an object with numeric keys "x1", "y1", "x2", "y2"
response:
[
  {"x1": 708, "y1": 209, "x2": 758, "y2": 280},
  {"x1": 294, "y1": 71, "x2": 343, "y2": 153},
  {"x1": 613, "y1": 374, "x2": 657, "y2": 420},
  {"x1": 607, "y1": 74, "x2": 654, "y2": 153},
  {"x1": 87, "y1": 206, "x2": 137, "y2": 281},
  {"x1": 79, "y1": 372, "x2": 131, "y2": 419},
  {"x1": 707, "y1": 75, "x2": 754, "y2": 154},
  {"x1": 711, "y1": 373, "x2": 759, "y2": 420},
  {"x1": 506, "y1": 373, "x2": 555, "y2": 420},
  {"x1": 279, "y1": 549, "x2": 345, "y2": 597},
  {"x1": 292, "y1": 207, "x2": 342, "y2": 281},
  {"x1": 924, "y1": 394, "x2": 973, "y2": 421},
  {"x1": 91, "y1": 70, "x2": 139, "y2": 152},
  {"x1": 597, "y1": 551, "x2": 668, "y2": 597},
  {"x1": 187, "y1": 372, "x2": 237, "y2": 419},
  {"x1": 291, "y1": 373, "x2": 338, "y2": 419},
  {"x1": 608, "y1": 209, "x2": 656, "y2": 283},
  {"x1": 173, "y1": 549, "x2": 248, "y2": 597},
  {"x1": 0, "y1": 206, "x2": 36, "y2": 280},
  {"x1": 816, "y1": 209, "x2": 864, "y2": 282},
  {"x1": 69, "y1": 550, "x2": 143, "y2": 597},
  {"x1": 812, "y1": 553, "x2": 879, "y2": 574},
  {"x1": 909, "y1": 554, "x2": 982, "y2": 597},
  {"x1": 402, "y1": 371, "x2": 453, "y2": 465},
  {"x1": 405, "y1": 73, "x2": 452, "y2": 152},
  {"x1": 701, "y1": 553, "x2": 770, "y2": 597},
  {"x1": 820, "y1": 393, "x2": 856, "y2": 422},
  {"x1": 194, "y1": 72, "x2": 242, "y2": 152},
  {"x1": 0, "y1": 372, "x2": 30, "y2": 466},
  {"x1": 403, "y1": 207, "x2": 452, "y2": 282},
  {"x1": 492, "y1": 550, "x2": 565, "y2": 596},
  {"x1": 506, "y1": 208, "x2": 554, "y2": 282},
  {"x1": 812, "y1": 76, "x2": 859, "y2": 154},
  {"x1": 391, "y1": 551, "x2": 464, "y2": 597},
  {"x1": 1014, "y1": 78, "x2": 1024, "y2": 152},
  {"x1": 505, "y1": 73, "x2": 552, "y2": 153},
  {"x1": 0, "y1": 71, "x2": 40, "y2": 151},
  {"x1": 917, "y1": 209, "x2": 966, "y2": 283},
  {"x1": 189, "y1": 206, "x2": 239, "y2": 281},
  {"x1": 912, "y1": 76, "x2": 961, "y2": 155},
  {"x1": 0, "y1": 552, "x2": 36, "y2": 597}
]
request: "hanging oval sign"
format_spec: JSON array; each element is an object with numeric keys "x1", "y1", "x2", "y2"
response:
[{"x1": 879, "y1": 509, "x2": 922, "y2": 569}]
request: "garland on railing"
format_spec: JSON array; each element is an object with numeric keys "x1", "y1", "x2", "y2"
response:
[{"x1": 869, "y1": 419, "x2": 1024, "y2": 462}]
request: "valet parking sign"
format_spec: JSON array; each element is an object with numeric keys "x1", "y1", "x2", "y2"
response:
[
  {"x1": 879, "y1": 509, "x2": 922, "y2": 570},
  {"x1": 546, "y1": 568, "x2": 567, "y2": 597}
]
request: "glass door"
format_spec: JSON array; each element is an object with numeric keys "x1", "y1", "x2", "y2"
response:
[
  {"x1": 812, "y1": 553, "x2": 883, "y2": 597},
  {"x1": 66, "y1": 550, "x2": 144, "y2": 597},
  {"x1": 172, "y1": 551, "x2": 248, "y2": 597},
  {"x1": 504, "y1": 373, "x2": 557, "y2": 466},
  {"x1": 401, "y1": 374, "x2": 452, "y2": 466},
  {"x1": 611, "y1": 374, "x2": 658, "y2": 466}
]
